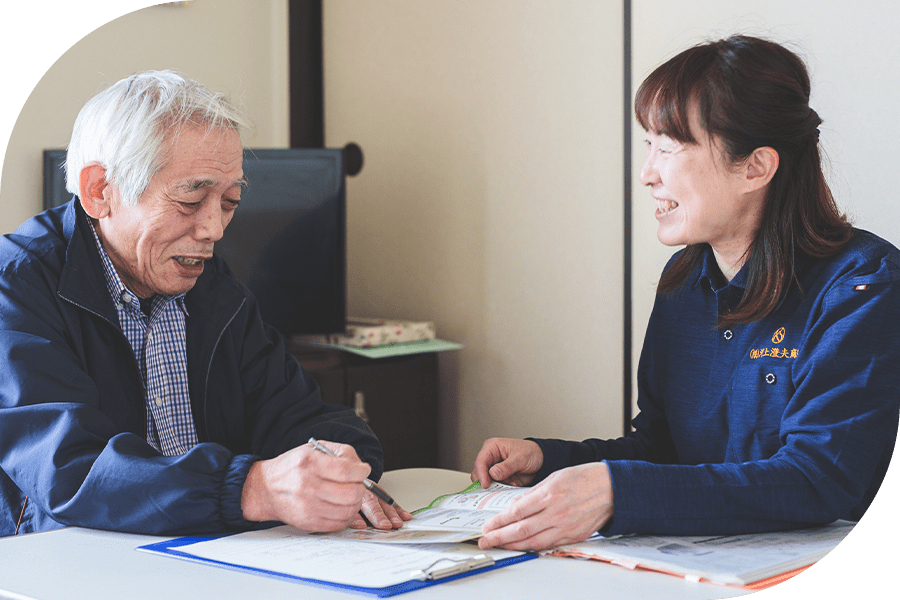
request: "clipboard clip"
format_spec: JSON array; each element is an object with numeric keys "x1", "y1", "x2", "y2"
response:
[{"x1": 410, "y1": 554, "x2": 496, "y2": 581}]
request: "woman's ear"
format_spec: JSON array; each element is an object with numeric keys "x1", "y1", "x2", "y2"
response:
[
  {"x1": 745, "y1": 146, "x2": 779, "y2": 192},
  {"x1": 79, "y1": 163, "x2": 112, "y2": 219}
]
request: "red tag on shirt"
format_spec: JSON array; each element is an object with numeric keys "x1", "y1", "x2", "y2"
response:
[{"x1": 854, "y1": 284, "x2": 868, "y2": 291}]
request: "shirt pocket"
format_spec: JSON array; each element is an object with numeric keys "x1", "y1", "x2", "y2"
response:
[{"x1": 726, "y1": 362, "x2": 794, "y2": 461}]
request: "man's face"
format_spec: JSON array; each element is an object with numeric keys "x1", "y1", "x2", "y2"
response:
[{"x1": 95, "y1": 126, "x2": 244, "y2": 298}]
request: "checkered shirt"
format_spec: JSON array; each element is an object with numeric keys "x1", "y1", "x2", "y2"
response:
[{"x1": 88, "y1": 220, "x2": 199, "y2": 456}]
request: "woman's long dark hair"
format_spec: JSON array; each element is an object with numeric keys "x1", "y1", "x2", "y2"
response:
[{"x1": 635, "y1": 35, "x2": 853, "y2": 327}]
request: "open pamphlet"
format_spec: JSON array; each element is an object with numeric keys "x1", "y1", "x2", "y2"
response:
[
  {"x1": 550, "y1": 520, "x2": 855, "y2": 589},
  {"x1": 325, "y1": 481, "x2": 532, "y2": 544}
]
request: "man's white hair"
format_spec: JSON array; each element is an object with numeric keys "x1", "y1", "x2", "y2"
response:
[{"x1": 66, "y1": 70, "x2": 252, "y2": 205}]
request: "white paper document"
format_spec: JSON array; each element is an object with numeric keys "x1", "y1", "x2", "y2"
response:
[
  {"x1": 167, "y1": 525, "x2": 524, "y2": 589},
  {"x1": 552, "y1": 520, "x2": 855, "y2": 586}
]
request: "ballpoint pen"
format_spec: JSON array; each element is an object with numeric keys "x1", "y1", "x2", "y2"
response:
[{"x1": 307, "y1": 437, "x2": 396, "y2": 505}]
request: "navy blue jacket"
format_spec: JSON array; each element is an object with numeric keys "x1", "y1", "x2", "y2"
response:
[
  {"x1": 534, "y1": 230, "x2": 900, "y2": 535},
  {"x1": 0, "y1": 200, "x2": 382, "y2": 536}
]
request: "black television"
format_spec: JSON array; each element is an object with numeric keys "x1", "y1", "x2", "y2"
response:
[{"x1": 43, "y1": 147, "x2": 352, "y2": 335}]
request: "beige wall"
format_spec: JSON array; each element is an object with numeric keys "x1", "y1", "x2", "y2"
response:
[
  {"x1": 629, "y1": 2, "x2": 900, "y2": 421},
  {"x1": 323, "y1": 0, "x2": 625, "y2": 470},
  {"x1": 1, "y1": 1, "x2": 893, "y2": 591},
  {"x1": 2, "y1": 0, "x2": 626, "y2": 474},
  {"x1": 0, "y1": 0, "x2": 290, "y2": 235}
]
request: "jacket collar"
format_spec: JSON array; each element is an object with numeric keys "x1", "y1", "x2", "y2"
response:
[
  {"x1": 57, "y1": 199, "x2": 247, "y2": 329},
  {"x1": 57, "y1": 200, "x2": 120, "y2": 323}
]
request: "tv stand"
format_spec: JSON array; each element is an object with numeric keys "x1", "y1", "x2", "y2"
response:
[{"x1": 289, "y1": 343, "x2": 440, "y2": 471}]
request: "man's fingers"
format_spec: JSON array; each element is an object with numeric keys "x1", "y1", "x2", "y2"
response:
[
  {"x1": 306, "y1": 442, "x2": 372, "y2": 485},
  {"x1": 349, "y1": 513, "x2": 368, "y2": 529},
  {"x1": 360, "y1": 492, "x2": 404, "y2": 529}
]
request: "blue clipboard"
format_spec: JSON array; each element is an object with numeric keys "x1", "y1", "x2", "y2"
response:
[{"x1": 138, "y1": 533, "x2": 537, "y2": 597}]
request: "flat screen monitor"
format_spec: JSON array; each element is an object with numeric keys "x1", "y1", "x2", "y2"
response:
[{"x1": 43, "y1": 147, "x2": 347, "y2": 335}]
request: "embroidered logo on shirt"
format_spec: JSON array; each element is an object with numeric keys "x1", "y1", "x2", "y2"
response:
[
  {"x1": 854, "y1": 284, "x2": 868, "y2": 291},
  {"x1": 750, "y1": 327, "x2": 798, "y2": 359},
  {"x1": 750, "y1": 347, "x2": 799, "y2": 360}
]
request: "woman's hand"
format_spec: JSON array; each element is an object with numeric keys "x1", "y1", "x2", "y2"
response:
[
  {"x1": 470, "y1": 437, "x2": 545, "y2": 488},
  {"x1": 477, "y1": 462, "x2": 614, "y2": 551}
]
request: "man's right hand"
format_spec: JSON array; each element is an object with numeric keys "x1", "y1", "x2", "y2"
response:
[
  {"x1": 470, "y1": 437, "x2": 544, "y2": 489},
  {"x1": 240, "y1": 440, "x2": 371, "y2": 532}
]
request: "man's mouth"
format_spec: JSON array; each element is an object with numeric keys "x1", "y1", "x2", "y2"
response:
[{"x1": 175, "y1": 256, "x2": 205, "y2": 267}]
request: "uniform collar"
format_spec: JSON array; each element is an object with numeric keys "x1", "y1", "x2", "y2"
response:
[{"x1": 694, "y1": 244, "x2": 749, "y2": 293}]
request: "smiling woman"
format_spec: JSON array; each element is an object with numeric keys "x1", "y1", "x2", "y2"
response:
[
  {"x1": 639, "y1": 116, "x2": 778, "y2": 282},
  {"x1": 471, "y1": 35, "x2": 900, "y2": 551},
  {"x1": 634, "y1": 35, "x2": 852, "y2": 325}
]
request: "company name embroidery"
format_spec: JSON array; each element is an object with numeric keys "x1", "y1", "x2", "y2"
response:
[{"x1": 750, "y1": 347, "x2": 799, "y2": 359}]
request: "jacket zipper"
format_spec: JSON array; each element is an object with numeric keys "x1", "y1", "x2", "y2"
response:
[{"x1": 202, "y1": 298, "x2": 246, "y2": 440}]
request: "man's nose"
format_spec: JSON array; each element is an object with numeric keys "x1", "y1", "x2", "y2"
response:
[{"x1": 195, "y1": 202, "x2": 226, "y2": 242}]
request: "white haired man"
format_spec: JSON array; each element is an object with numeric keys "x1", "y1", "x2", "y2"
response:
[{"x1": 0, "y1": 70, "x2": 410, "y2": 536}]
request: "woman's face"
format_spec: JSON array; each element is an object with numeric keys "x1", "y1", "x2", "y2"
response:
[{"x1": 639, "y1": 110, "x2": 766, "y2": 277}]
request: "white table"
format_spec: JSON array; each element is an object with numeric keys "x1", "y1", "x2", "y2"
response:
[{"x1": 0, "y1": 469, "x2": 749, "y2": 600}]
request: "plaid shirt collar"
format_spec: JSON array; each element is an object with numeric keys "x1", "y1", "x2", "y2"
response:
[{"x1": 86, "y1": 218, "x2": 189, "y2": 317}]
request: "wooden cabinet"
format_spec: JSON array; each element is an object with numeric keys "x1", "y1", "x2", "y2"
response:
[{"x1": 290, "y1": 346, "x2": 440, "y2": 471}]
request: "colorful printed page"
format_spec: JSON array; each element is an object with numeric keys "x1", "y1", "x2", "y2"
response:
[
  {"x1": 323, "y1": 482, "x2": 532, "y2": 544},
  {"x1": 404, "y1": 482, "x2": 532, "y2": 534}
]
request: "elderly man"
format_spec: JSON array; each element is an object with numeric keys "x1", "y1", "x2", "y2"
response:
[{"x1": 0, "y1": 70, "x2": 409, "y2": 536}]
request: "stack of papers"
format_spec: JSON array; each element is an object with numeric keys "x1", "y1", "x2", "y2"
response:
[{"x1": 550, "y1": 520, "x2": 855, "y2": 588}]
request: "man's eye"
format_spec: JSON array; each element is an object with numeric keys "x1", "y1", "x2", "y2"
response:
[{"x1": 223, "y1": 199, "x2": 240, "y2": 210}]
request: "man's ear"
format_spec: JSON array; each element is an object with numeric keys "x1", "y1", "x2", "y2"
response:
[
  {"x1": 79, "y1": 163, "x2": 112, "y2": 219},
  {"x1": 744, "y1": 146, "x2": 779, "y2": 192}
]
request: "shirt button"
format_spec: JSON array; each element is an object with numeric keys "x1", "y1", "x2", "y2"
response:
[
  {"x1": 122, "y1": 292, "x2": 133, "y2": 304},
  {"x1": 765, "y1": 373, "x2": 777, "y2": 385},
  {"x1": 154, "y1": 397, "x2": 164, "y2": 407},
  {"x1": 723, "y1": 329, "x2": 734, "y2": 340}
]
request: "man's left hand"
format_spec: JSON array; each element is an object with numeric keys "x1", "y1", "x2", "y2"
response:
[{"x1": 351, "y1": 492, "x2": 413, "y2": 530}]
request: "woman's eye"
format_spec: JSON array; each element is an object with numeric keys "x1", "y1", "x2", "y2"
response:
[{"x1": 644, "y1": 139, "x2": 670, "y2": 154}]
